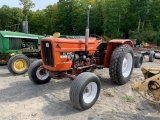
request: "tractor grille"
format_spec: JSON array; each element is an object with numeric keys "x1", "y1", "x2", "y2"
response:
[
  {"x1": 43, "y1": 41, "x2": 54, "y2": 66},
  {"x1": 9, "y1": 38, "x2": 22, "y2": 49}
]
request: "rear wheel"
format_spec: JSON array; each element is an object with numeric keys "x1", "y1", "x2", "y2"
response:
[
  {"x1": 134, "y1": 54, "x2": 143, "y2": 68},
  {"x1": 70, "y1": 72, "x2": 101, "y2": 110},
  {"x1": 109, "y1": 44, "x2": 134, "y2": 85},
  {"x1": 28, "y1": 60, "x2": 51, "y2": 84},
  {"x1": 7, "y1": 54, "x2": 30, "y2": 75},
  {"x1": 149, "y1": 51, "x2": 155, "y2": 62}
]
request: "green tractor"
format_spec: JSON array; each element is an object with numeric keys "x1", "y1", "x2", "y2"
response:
[{"x1": 0, "y1": 31, "x2": 45, "y2": 75}]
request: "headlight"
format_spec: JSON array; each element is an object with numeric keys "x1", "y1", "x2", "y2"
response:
[{"x1": 10, "y1": 53, "x2": 15, "y2": 56}]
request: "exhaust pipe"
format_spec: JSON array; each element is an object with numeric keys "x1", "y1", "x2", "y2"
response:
[
  {"x1": 22, "y1": 16, "x2": 29, "y2": 33},
  {"x1": 85, "y1": 5, "x2": 91, "y2": 52}
]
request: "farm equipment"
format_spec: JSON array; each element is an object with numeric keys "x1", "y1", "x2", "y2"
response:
[
  {"x1": 130, "y1": 39, "x2": 155, "y2": 68},
  {"x1": 131, "y1": 39, "x2": 155, "y2": 68},
  {"x1": 28, "y1": 5, "x2": 134, "y2": 110},
  {"x1": 132, "y1": 68, "x2": 160, "y2": 103},
  {"x1": 0, "y1": 31, "x2": 44, "y2": 75},
  {"x1": 133, "y1": 47, "x2": 155, "y2": 62}
]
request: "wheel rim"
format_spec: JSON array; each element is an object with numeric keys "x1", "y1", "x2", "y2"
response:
[
  {"x1": 36, "y1": 66, "x2": 49, "y2": 80},
  {"x1": 83, "y1": 82, "x2": 98, "y2": 104},
  {"x1": 13, "y1": 59, "x2": 27, "y2": 72},
  {"x1": 122, "y1": 53, "x2": 133, "y2": 78}
]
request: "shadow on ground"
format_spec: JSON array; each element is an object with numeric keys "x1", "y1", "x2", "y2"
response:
[
  {"x1": 136, "y1": 100, "x2": 160, "y2": 113},
  {"x1": 0, "y1": 73, "x2": 12, "y2": 78},
  {"x1": 88, "y1": 111, "x2": 160, "y2": 120},
  {"x1": 42, "y1": 97, "x2": 80, "y2": 116},
  {"x1": 0, "y1": 73, "x2": 120, "y2": 103},
  {"x1": 0, "y1": 79, "x2": 71, "y2": 102},
  {"x1": 0, "y1": 65, "x2": 8, "y2": 70}
]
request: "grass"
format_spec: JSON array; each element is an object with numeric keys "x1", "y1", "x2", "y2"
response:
[{"x1": 125, "y1": 95, "x2": 136, "y2": 103}]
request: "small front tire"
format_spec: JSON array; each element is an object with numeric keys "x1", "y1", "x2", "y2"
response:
[
  {"x1": 70, "y1": 72, "x2": 101, "y2": 110},
  {"x1": 28, "y1": 60, "x2": 51, "y2": 84}
]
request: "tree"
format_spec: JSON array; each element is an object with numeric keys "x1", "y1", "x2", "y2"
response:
[
  {"x1": 128, "y1": 0, "x2": 152, "y2": 32},
  {"x1": 44, "y1": 4, "x2": 58, "y2": 34},
  {"x1": 149, "y1": 0, "x2": 160, "y2": 31},
  {"x1": 57, "y1": 0, "x2": 73, "y2": 34},
  {"x1": 102, "y1": 0, "x2": 129, "y2": 38},
  {"x1": 0, "y1": 5, "x2": 23, "y2": 31},
  {"x1": 0, "y1": 5, "x2": 11, "y2": 30},
  {"x1": 19, "y1": 0, "x2": 35, "y2": 20},
  {"x1": 28, "y1": 10, "x2": 46, "y2": 34}
]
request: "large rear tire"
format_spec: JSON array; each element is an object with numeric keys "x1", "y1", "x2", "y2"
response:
[
  {"x1": 70, "y1": 72, "x2": 101, "y2": 110},
  {"x1": 7, "y1": 54, "x2": 30, "y2": 75},
  {"x1": 109, "y1": 44, "x2": 134, "y2": 85},
  {"x1": 28, "y1": 60, "x2": 51, "y2": 84}
]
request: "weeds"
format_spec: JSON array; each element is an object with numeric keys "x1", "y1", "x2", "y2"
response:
[{"x1": 125, "y1": 95, "x2": 136, "y2": 103}]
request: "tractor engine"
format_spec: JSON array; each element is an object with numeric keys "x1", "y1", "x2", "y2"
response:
[{"x1": 71, "y1": 53, "x2": 96, "y2": 72}]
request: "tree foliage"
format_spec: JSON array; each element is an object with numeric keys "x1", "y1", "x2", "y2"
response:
[
  {"x1": 19, "y1": 0, "x2": 35, "y2": 19},
  {"x1": 0, "y1": 0, "x2": 160, "y2": 45}
]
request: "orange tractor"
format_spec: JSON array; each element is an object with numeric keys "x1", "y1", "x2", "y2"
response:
[{"x1": 28, "y1": 5, "x2": 134, "y2": 110}]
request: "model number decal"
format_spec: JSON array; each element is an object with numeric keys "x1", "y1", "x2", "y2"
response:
[{"x1": 60, "y1": 52, "x2": 73, "y2": 58}]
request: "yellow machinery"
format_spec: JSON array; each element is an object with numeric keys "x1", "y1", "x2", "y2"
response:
[{"x1": 132, "y1": 68, "x2": 160, "y2": 103}]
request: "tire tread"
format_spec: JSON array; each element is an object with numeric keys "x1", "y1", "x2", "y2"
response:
[
  {"x1": 109, "y1": 44, "x2": 134, "y2": 85},
  {"x1": 70, "y1": 72, "x2": 101, "y2": 110}
]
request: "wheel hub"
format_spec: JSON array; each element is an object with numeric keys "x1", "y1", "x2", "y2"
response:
[
  {"x1": 83, "y1": 82, "x2": 98, "y2": 103},
  {"x1": 84, "y1": 87, "x2": 89, "y2": 93},
  {"x1": 39, "y1": 69, "x2": 46, "y2": 75},
  {"x1": 122, "y1": 53, "x2": 133, "y2": 78},
  {"x1": 36, "y1": 66, "x2": 49, "y2": 80},
  {"x1": 123, "y1": 58, "x2": 128, "y2": 71},
  {"x1": 14, "y1": 59, "x2": 27, "y2": 71}
]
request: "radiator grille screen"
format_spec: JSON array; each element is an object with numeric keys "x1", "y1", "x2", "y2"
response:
[
  {"x1": 43, "y1": 41, "x2": 54, "y2": 66},
  {"x1": 9, "y1": 38, "x2": 22, "y2": 49}
]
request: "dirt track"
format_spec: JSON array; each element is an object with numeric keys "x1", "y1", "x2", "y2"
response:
[{"x1": 0, "y1": 58, "x2": 160, "y2": 120}]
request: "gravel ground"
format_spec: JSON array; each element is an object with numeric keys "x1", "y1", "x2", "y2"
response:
[{"x1": 0, "y1": 58, "x2": 160, "y2": 120}]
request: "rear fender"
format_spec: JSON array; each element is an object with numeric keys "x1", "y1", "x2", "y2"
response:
[{"x1": 104, "y1": 39, "x2": 133, "y2": 68}]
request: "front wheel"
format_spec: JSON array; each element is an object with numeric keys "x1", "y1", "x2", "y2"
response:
[
  {"x1": 28, "y1": 60, "x2": 51, "y2": 84},
  {"x1": 109, "y1": 44, "x2": 134, "y2": 85},
  {"x1": 70, "y1": 72, "x2": 101, "y2": 110}
]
